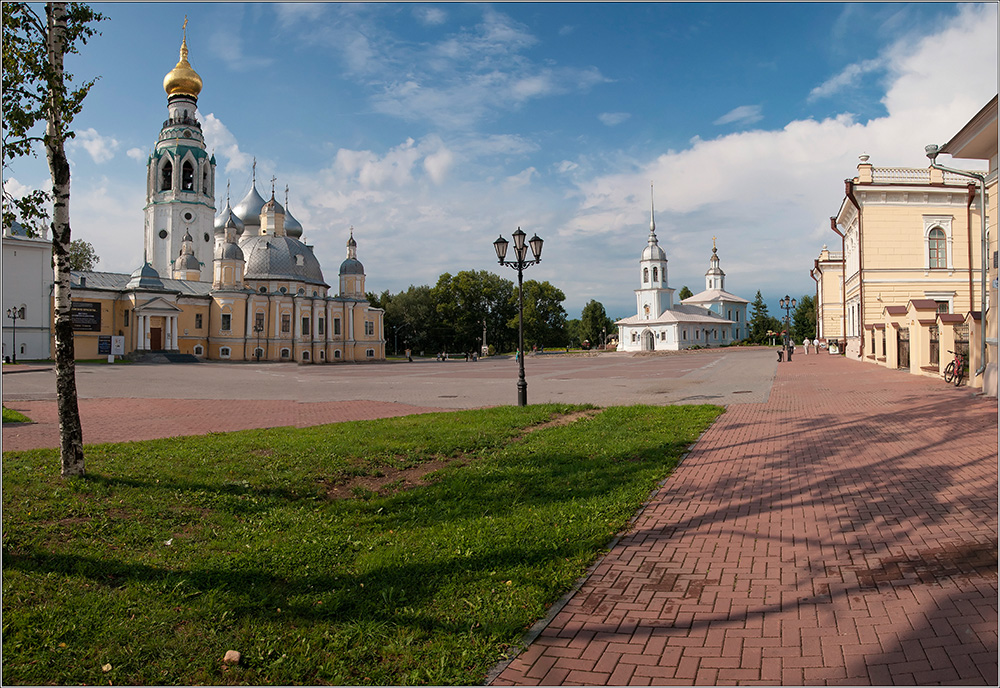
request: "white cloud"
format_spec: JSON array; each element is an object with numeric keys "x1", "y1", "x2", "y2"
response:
[
  {"x1": 423, "y1": 147, "x2": 455, "y2": 185},
  {"x1": 808, "y1": 58, "x2": 884, "y2": 102},
  {"x1": 201, "y1": 113, "x2": 253, "y2": 175},
  {"x1": 415, "y1": 6, "x2": 447, "y2": 26},
  {"x1": 555, "y1": 3, "x2": 996, "y2": 311},
  {"x1": 126, "y1": 148, "x2": 146, "y2": 162},
  {"x1": 70, "y1": 128, "x2": 120, "y2": 164},
  {"x1": 713, "y1": 105, "x2": 763, "y2": 127},
  {"x1": 504, "y1": 167, "x2": 537, "y2": 190},
  {"x1": 598, "y1": 112, "x2": 631, "y2": 126}
]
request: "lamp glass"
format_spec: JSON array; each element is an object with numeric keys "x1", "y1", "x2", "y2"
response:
[
  {"x1": 529, "y1": 234, "x2": 543, "y2": 260},
  {"x1": 493, "y1": 235, "x2": 508, "y2": 262},
  {"x1": 512, "y1": 227, "x2": 527, "y2": 251}
]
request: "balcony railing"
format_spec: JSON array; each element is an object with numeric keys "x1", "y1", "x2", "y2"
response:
[{"x1": 870, "y1": 167, "x2": 979, "y2": 185}]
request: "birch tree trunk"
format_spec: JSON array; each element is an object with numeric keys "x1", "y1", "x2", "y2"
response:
[{"x1": 45, "y1": 2, "x2": 85, "y2": 476}]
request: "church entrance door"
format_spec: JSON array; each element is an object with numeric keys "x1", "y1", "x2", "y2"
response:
[
  {"x1": 150, "y1": 328, "x2": 162, "y2": 351},
  {"x1": 643, "y1": 331, "x2": 655, "y2": 351}
]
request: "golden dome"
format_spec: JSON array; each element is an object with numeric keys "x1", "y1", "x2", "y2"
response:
[{"x1": 163, "y1": 37, "x2": 202, "y2": 98}]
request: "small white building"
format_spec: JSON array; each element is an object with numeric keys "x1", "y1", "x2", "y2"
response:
[
  {"x1": 2, "y1": 221, "x2": 53, "y2": 361},
  {"x1": 681, "y1": 240, "x2": 750, "y2": 341},
  {"x1": 616, "y1": 193, "x2": 735, "y2": 352}
]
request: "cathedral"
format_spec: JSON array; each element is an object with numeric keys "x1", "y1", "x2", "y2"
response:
[
  {"x1": 64, "y1": 28, "x2": 385, "y2": 363},
  {"x1": 616, "y1": 190, "x2": 748, "y2": 351}
]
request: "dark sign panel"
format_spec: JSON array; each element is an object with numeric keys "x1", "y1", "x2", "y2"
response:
[
  {"x1": 71, "y1": 302, "x2": 102, "y2": 332},
  {"x1": 98, "y1": 335, "x2": 111, "y2": 355}
]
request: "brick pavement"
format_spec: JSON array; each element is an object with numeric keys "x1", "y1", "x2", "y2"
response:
[{"x1": 490, "y1": 354, "x2": 998, "y2": 686}]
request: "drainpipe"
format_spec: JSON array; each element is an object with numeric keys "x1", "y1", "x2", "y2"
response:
[
  {"x1": 830, "y1": 217, "x2": 847, "y2": 349},
  {"x1": 966, "y1": 183, "x2": 976, "y2": 314},
  {"x1": 926, "y1": 145, "x2": 988, "y2": 378},
  {"x1": 845, "y1": 180, "x2": 864, "y2": 356}
]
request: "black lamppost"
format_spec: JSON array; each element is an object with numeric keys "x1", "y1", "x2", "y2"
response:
[
  {"x1": 494, "y1": 227, "x2": 543, "y2": 406},
  {"x1": 6, "y1": 306, "x2": 24, "y2": 363},
  {"x1": 253, "y1": 321, "x2": 264, "y2": 361},
  {"x1": 779, "y1": 295, "x2": 796, "y2": 361}
]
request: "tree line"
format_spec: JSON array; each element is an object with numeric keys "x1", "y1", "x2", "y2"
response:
[
  {"x1": 747, "y1": 290, "x2": 817, "y2": 344},
  {"x1": 367, "y1": 270, "x2": 617, "y2": 356}
]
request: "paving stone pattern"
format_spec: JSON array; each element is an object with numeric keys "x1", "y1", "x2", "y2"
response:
[{"x1": 490, "y1": 355, "x2": 998, "y2": 686}]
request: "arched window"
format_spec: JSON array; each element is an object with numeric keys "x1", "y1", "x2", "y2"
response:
[
  {"x1": 643, "y1": 267, "x2": 649, "y2": 283},
  {"x1": 652, "y1": 267, "x2": 658, "y2": 282},
  {"x1": 219, "y1": 347, "x2": 231, "y2": 358},
  {"x1": 182, "y1": 161, "x2": 194, "y2": 191},
  {"x1": 161, "y1": 161, "x2": 172, "y2": 191},
  {"x1": 280, "y1": 348, "x2": 290, "y2": 359},
  {"x1": 928, "y1": 227, "x2": 946, "y2": 268},
  {"x1": 302, "y1": 351, "x2": 311, "y2": 361}
]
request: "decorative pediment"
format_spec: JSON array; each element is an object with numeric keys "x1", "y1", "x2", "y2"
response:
[{"x1": 134, "y1": 296, "x2": 182, "y2": 314}]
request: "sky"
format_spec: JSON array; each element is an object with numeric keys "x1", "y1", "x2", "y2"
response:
[{"x1": 5, "y1": 2, "x2": 997, "y2": 321}]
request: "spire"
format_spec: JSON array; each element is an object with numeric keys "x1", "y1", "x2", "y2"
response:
[
  {"x1": 649, "y1": 182, "x2": 656, "y2": 234},
  {"x1": 162, "y1": 16, "x2": 202, "y2": 98}
]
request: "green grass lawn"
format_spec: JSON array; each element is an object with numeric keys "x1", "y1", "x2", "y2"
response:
[
  {"x1": 2, "y1": 405, "x2": 32, "y2": 424},
  {"x1": 2, "y1": 403, "x2": 722, "y2": 685}
]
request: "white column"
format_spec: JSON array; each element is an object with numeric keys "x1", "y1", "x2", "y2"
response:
[
  {"x1": 136, "y1": 315, "x2": 144, "y2": 350},
  {"x1": 143, "y1": 316, "x2": 151, "y2": 350},
  {"x1": 163, "y1": 316, "x2": 171, "y2": 350},
  {"x1": 172, "y1": 316, "x2": 179, "y2": 349}
]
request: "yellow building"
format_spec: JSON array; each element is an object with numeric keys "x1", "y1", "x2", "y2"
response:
[
  {"x1": 810, "y1": 245, "x2": 844, "y2": 345},
  {"x1": 933, "y1": 95, "x2": 997, "y2": 396},
  {"x1": 63, "y1": 29, "x2": 384, "y2": 363},
  {"x1": 831, "y1": 154, "x2": 985, "y2": 371}
]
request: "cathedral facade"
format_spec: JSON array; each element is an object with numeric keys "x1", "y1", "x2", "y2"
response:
[
  {"x1": 63, "y1": 31, "x2": 385, "y2": 363},
  {"x1": 616, "y1": 191, "x2": 745, "y2": 351}
]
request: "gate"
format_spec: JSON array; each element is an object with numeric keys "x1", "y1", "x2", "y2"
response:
[
  {"x1": 928, "y1": 324, "x2": 939, "y2": 370},
  {"x1": 897, "y1": 327, "x2": 910, "y2": 370},
  {"x1": 954, "y1": 324, "x2": 970, "y2": 374}
]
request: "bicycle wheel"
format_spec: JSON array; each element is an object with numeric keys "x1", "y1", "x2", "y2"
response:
[
  {"x1": 944, "y1": 361, "x2": 956, "y2": 383},
  {"x1": 955, "y1": 364, "x2": 965, "y2": 387}
]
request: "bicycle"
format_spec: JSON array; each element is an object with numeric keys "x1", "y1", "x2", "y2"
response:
[{"x1": 943, "y1": 350, "x2": 966, "y2": 386}]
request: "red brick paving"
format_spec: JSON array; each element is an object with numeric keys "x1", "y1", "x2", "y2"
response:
[{"x1": 490, "y1": 355, "x2": 998, "y2": 685}]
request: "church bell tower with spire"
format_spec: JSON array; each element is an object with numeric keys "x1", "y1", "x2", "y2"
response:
[
  {"x1": 144, "y1": 18, "x2": 216, "y2": 281},
  {"x1": 635, "y1": 185, "x2": 674, "y2": 319}
]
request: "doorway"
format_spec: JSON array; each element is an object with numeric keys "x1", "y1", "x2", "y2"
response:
[{"x1": 150, "y1": 327, "x2": 162, "y2": 351}]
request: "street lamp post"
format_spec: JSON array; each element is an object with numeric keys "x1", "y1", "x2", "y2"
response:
[
  {"x1": 6, "y1": 306, "x2": 24, "y2": 364},
  {"x1": 494, "y1": 227, "x2": 544, "y2": 406},
  {"x1": 253, "y1": 321, "x2": 264, "y2": 361},
  {"x1": 778, "y1": 295, "x2": 796, "y2": 361}
]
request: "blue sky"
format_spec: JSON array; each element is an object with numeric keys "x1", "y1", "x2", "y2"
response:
[{"x1": 5, "y1": 2, "x2": 997, "y2": 321}]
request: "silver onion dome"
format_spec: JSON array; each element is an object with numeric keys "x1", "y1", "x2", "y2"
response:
[
  {"x1": 232, "y1": 184, "x2": 266, "y2": 230},
  {"x1": 283, "y1": 207, "x2": 303, "y2": 238},
  {"x1": 215, "y1": 199, "x2": 245, "y2": 236}
]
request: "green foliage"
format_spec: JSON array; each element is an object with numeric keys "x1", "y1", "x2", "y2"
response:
[
  {"x1": 509, "y1": 280, "x2": 567, "y2": 349},
  {"x1": 2, "y1": 404, "x2": 723, "y2": 685},
  {"x1": 1, "y1": 2, "x2": 105, "y2": 234},
  {"x1": 579, "y1": 300, "x2": 615, "y2": 348},
  {"x1": 67, "y1": 238, "x2": 98, "y2": 270},
  {"x1": 434, "y1": 270, "x2": 516, "y2": 354},
  {"x1": 3, "y1": 405, "x2": 32, "y2": 424},
  {"x1": 678, "y1": 285, "x2": 693, "y2": 300},
  {"x1": 792, "y1": 295, "x2": 816, "y2": 343},
  {"x1": 748, "y1": 290, "x2": 771, "y2": 344}
]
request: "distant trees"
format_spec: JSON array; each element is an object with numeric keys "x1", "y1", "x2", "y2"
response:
[
  {"x1": 792, "y1": 295, "x2": 816, "y2": 343},
  {"x1": 67, "y1": 238, "x2": 99, "y2": 270},
  {"x1": 579, "y1": 299, "x2": 615, "y2": 348},
  {"x1": 678, "y1": 285, "x2": 693, "y2": 300},
  {"x1": 512, "y1": 279, "x2": 567, "y2": 349}
]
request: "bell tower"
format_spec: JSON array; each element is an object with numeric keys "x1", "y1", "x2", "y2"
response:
[
  {"x1": 635, "y1": 185, "x2": 674, "y2": 319},
  {"x1": 144, "y1": 18, "x2": 216, "y2": 281}
]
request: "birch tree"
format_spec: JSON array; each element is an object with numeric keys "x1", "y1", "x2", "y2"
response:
[{"x1": 2, "y1": 2, "x2": 104, "y2": 475}]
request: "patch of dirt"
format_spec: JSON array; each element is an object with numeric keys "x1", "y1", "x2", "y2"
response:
[{"x1": 320, "y1": 409, "x2": 604, "y2": 500}]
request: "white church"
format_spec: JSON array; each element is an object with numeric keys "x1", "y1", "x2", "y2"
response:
[{"x1": 616, "y1": 192, "x2": 749, "y2": 352}]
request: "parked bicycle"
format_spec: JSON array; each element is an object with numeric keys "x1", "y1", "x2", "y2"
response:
[{"x1": 943, "y1": 349, "x2": 966, "y2": 386}]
